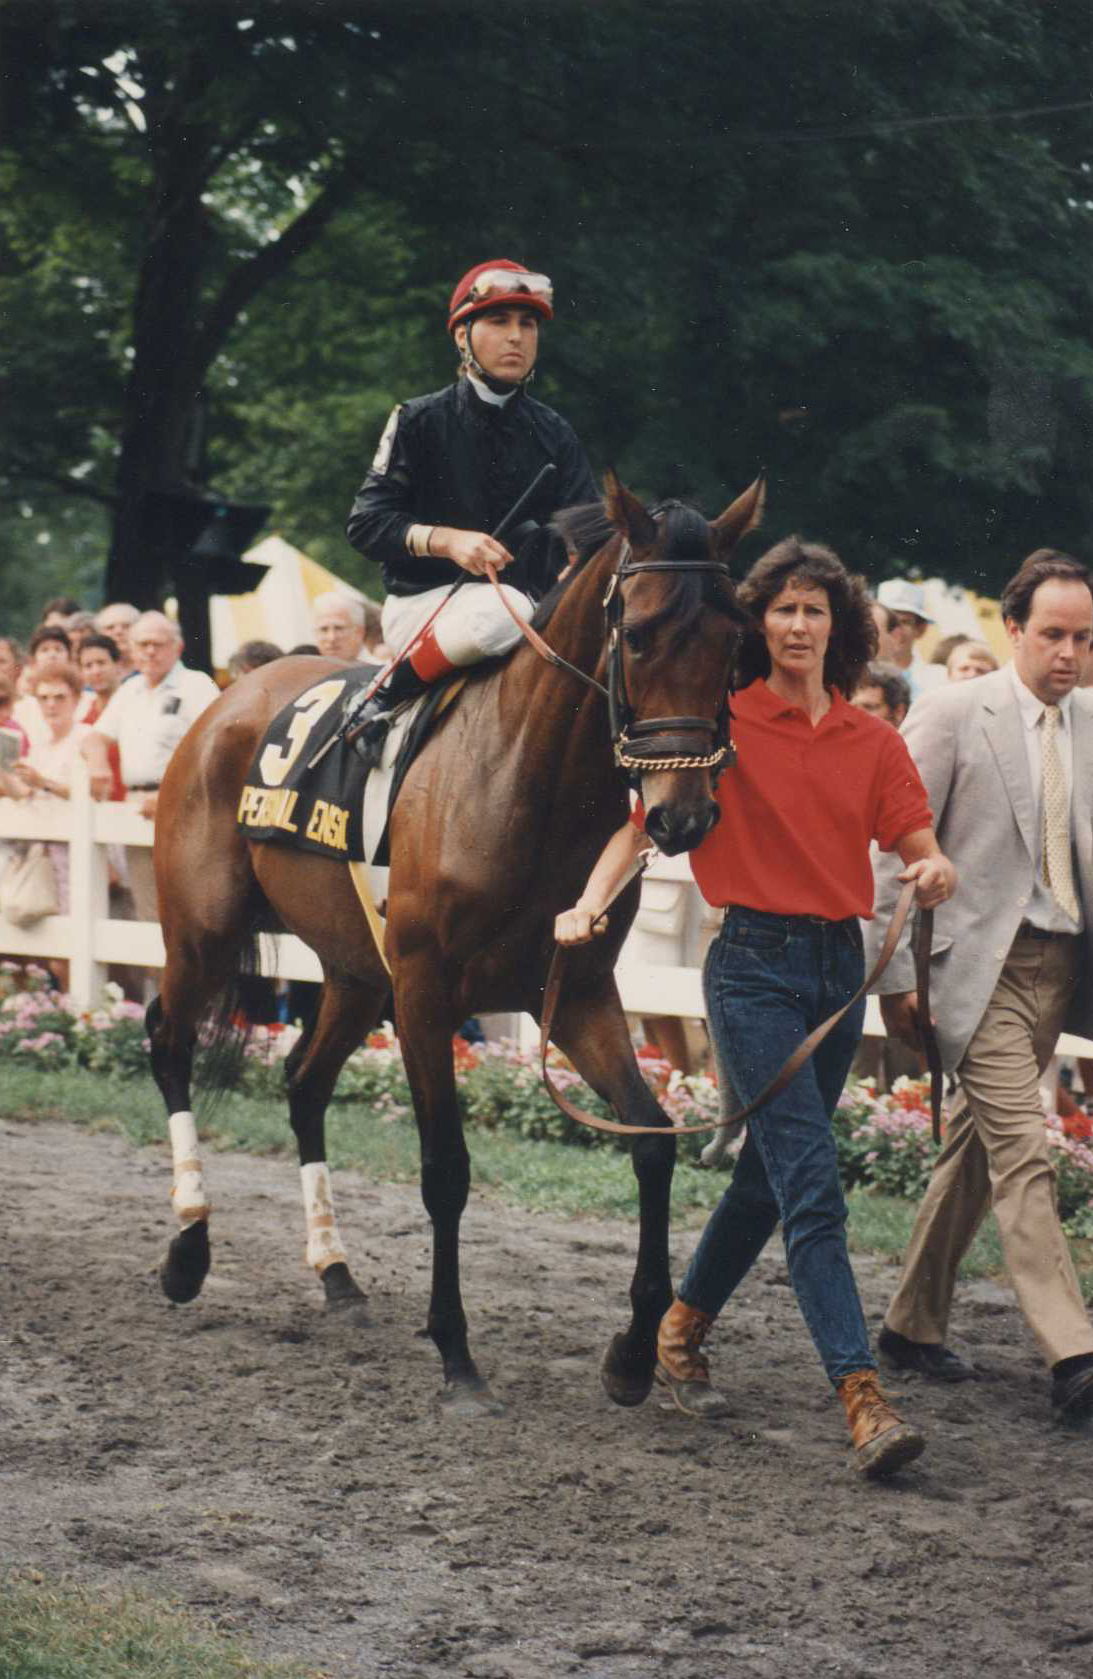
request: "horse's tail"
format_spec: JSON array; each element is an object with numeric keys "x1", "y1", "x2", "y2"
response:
[{"x1": 192, "y1": 919, "x2": 270, "y2": 1110}]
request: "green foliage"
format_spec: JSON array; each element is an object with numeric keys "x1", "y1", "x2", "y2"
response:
[
  {"x1": 1055, "y1": 1155, "x2": 1093, "y2": 1239},
  {"x1": 2, "y1": 0, "x2": 1091, "y2": 617},
  {"x1": 457, "y1": 1053, "x2": 615, "y2": 1148},
  {"x1": 830, "y1": 1080, "x2": 942, "y2": 1202}
]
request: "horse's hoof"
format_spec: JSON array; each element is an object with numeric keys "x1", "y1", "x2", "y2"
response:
[
  {"x1": 438, "y1": 1380, "x2": 505, "y2": 1420},
  {"x1": 160, "y1": 1221, "x2": 210, "y2": 1304},
  {"x1": 321, "y1": 1262, "x2": 368, "y2": 1318},
  {"x1": 600, "y1": 1332, "x2": 655, "y2": 1408}
]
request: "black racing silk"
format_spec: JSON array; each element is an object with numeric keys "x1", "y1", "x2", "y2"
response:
[{"x1": 346, "y1": 378, "x2": 597, "y2": 598}]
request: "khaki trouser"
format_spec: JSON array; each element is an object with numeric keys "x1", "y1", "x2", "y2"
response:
[{"x1": 886, "y1": 932, "x2": 1093, "y2": 1368}]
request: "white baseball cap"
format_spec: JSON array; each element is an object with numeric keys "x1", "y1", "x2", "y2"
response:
[{"x1": 877, "y1": 578, "x2": 934, "y2": 623}]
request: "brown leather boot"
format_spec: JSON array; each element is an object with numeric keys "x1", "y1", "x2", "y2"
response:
[
  {"x1": 654, "y1": 1297, "x2": 731, "y2": 1418},
  {"x1": 837, "y1": 1369, "x2": 925, "y2": 1479}
]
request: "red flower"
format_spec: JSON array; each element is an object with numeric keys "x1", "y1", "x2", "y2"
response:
[{"x1": 451, "y1": 1035, "x2": 480, "y2": 1071}]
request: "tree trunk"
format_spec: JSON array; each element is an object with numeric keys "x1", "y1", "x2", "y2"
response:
[{"x1": 105, "y1": 77, "x2": 215, "y2": 609}]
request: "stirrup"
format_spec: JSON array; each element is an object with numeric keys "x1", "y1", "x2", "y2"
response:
[{"x1": 349, "y1": 709, "x2": 391, "y2": 770}]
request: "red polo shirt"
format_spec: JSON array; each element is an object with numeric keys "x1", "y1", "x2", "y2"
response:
[{"x1": 636, "y1": 678, "x2": 931, "y2": 920}]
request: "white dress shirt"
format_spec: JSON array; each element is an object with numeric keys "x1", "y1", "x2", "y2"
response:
[
  {"x1": 94, "y1": 660, "x2": 220, "y2": 789},
  {"x1": 1009, "y1": 663, "x2": 1081, "y2": 933}
]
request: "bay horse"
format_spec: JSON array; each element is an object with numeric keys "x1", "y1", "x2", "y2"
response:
[{"x1": 148, "y1": 471, "x2": 763, "y2": 1414}]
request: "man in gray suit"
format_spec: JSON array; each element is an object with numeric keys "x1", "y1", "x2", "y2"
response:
[{"x1": 866, "y1": 549, "x2": 1093, "y2": 1419}]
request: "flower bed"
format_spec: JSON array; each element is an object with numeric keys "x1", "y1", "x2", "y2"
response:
[
  {"x1": 3, "y1": 964, "x2": 1092, "y2": 1234},
  {"x1": 832, "y1": 1074, "x2": 1093, "y2": 1238}
]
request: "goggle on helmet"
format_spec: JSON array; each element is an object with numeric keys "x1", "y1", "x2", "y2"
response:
[{"x1": 447, "y1": 261, "x2": 554, "y2": 334}]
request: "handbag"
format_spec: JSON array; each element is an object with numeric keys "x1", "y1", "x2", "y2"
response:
[{"x1": 0, "y1": 841, "x2": 60, "y2": 926}]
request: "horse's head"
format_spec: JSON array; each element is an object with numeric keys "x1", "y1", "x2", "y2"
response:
[{"x1": 601, "y1": 470, "x2": 764, "y2": 855}]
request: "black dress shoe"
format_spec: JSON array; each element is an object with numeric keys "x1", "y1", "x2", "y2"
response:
[
  {"x1": 878, "y1": 1325, "x2": 974, "y2": 1383},
  {"x1": 1051, "y1": 1360, "x2": 1093, "y2": 1419}
]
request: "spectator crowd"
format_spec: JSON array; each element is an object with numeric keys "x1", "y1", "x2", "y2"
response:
[
  {"x1": 1, "y1": 566, "x2": 1089, "y2": 1110},
  {"x1": 0, "y1": 589, "x2": 388, "y2": 1001}
]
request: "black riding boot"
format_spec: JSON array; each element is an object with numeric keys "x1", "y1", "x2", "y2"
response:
[{"x1": 343, "y1": 659, "x2": 429, "y2": 771}]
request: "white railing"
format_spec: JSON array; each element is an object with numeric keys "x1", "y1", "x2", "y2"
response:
[
  {"x1": 0, "y1": 762, "x2": 321, "y2": 1004},
  {"x1": 2, "y1": 771, "x2": 1091, "y2": 1067},
  {"x1": 614, "y1": 851, "x2": 1093, "y2": 1064}
]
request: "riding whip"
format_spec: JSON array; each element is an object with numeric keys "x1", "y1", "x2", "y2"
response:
[
  {"x1": 342, "y1": 463, "x2": 557, "y2": 718},
  {"x1": 313, "y1": 463, "x2": 558, "y2": 767}
]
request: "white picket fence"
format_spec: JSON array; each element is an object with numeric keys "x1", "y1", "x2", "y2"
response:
[
  {"x1": 0, "y1": 762, "x2": 321, "y2": 1002},
  {"x1": 2, "y1": 767, "x2": 1091, "y2": 1067}
]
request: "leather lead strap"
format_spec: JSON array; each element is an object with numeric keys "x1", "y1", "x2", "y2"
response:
[
  {"x1": 540, "y1": 881, "x2": 942, "y2": 1141},
  {"x1": 914, "y1": 906, "x2": 943, "y2": 1143}
]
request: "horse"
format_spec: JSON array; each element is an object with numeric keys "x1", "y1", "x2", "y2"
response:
[{"x1": 147, "y1": 471, "x2": 763, "y2": 1415}]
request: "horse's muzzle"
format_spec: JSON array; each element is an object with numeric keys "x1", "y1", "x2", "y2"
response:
[{"x1": 644, "y1": 798, "x2": 720, "y2": 856}]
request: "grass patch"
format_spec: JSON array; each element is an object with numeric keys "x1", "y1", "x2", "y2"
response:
[
  {"x1": 0, "y1": 1578, "x2": 322, "y2": 1679},
  {"x1": 844, "y1": 1188, "x2": 1004, "y2": 1278},
  {"x1": 7, "y1": 1065, "x2": 1092, "y2": 1293},
  {"x1": 4, "y1": 1065, "x2": 728, "y2": 1224},
  {"x1": 3, "y1": 1065, "x2": 166, "y2": 1138}
]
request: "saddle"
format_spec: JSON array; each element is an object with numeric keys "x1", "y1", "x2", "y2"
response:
[{"x1": 237, "y1": 665, "x2": 464, "y2": 866}]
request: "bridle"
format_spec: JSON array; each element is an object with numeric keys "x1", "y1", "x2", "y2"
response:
[
  {"x1": 488, "y1": 505, "x2": 738, "y2": 792},
  {"x1": 604, "y1": 529, "x2": 736, "y2": 790}
]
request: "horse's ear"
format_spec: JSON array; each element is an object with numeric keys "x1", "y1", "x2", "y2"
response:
[
  {"x1": 602, "y1": 468, "x2": 658, "y2": 550},
  {"x1": 710, "y1": 473, "x2": 766, "y2": 557}
]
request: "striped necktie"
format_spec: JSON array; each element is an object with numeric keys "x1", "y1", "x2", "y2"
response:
[{"x1": 1041, "y1": 704, "x2": 1078, "y2": 922}]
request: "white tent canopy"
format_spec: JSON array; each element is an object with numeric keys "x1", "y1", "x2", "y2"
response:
[
  {"x1": 209, "y1": 543, "x2": 1011, "y2": 674},
  {"x1": 914, "y1": 577, "x2": 1009, "y2": 664},
  {"x1": 208, "y1": 536, "x2": 367, "y2": 670}
]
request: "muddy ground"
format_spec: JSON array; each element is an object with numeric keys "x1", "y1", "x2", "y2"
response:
[{"x1": 2, "y1": 1115, "x2": 1092, "y2": 1679}]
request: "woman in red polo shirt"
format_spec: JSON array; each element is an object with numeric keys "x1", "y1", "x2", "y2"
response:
[{"x1": 556, "y1": 537, "x2": 956, "y2": 1480}]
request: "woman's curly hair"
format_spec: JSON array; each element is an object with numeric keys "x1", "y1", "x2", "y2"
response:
[{"x1": 734, "y1": 537, "x2": 878, "y2": 696}]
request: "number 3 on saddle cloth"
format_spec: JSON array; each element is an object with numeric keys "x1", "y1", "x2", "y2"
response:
[{"x1": 236, "y1": 667, "x2": 465, "y2": 873}]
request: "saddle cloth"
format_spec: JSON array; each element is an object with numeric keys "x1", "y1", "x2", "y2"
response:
[{"x1": 237, "y1": 666, "x2": 464, "y2": 874}]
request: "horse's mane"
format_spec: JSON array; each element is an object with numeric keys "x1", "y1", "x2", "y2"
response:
[
  {"x1": 532, "y1": 502, "x2": 615, "y2": 631},
  {"x1": 536, "y1": 499, "x2": 743, "y2": 647}
]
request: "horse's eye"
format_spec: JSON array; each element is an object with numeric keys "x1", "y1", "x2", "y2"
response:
[{"x1": 623, "y1": 625, "x2": 648, "y2": 655}]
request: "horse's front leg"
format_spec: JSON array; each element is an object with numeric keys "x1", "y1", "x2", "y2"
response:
[
  {"x1": 397, "y1": 969, "x2": 502, "y2": 1417},
  {"x1": 548, "y1": 978, "x2": 676, "y2": 1407}
]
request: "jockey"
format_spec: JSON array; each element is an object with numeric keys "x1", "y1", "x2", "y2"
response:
[{"x1": 344, "y1": 259, "x2": 597, "y2": 765}]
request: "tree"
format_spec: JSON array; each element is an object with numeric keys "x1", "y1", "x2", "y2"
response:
[{"x1": 2, "y1": 0, "x2": 1090, "y2": 636}]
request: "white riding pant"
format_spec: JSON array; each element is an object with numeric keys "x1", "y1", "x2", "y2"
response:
[{"x1": 380, "y1": 581, "x2": 534, "y2": 667}]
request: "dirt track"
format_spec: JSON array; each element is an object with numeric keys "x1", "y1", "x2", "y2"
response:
[{"x1": 2, "y1": 1114, "x2": 1093, "y2": 1678}]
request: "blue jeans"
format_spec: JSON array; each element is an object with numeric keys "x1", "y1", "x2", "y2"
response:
[{"x1": 679, "y1": 906, "x2": 873, "y2": 1386}]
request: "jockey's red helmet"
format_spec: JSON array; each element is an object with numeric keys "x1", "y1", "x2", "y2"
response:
[{"x1": 447, "y1": 260, "x2": 554, "y2": 334}]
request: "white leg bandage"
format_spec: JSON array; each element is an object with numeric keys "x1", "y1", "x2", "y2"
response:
[
  {"x1": 168, "y1": 1111, "x2": 210, "y2": 1226},
  {"x1": 300, "y1": 1162, "x2": 348, "y2": 1273}
]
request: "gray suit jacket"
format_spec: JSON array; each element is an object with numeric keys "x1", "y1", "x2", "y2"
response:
[{"x1": 864, "y1": 666, "x2": 1093, "y2": 1072}]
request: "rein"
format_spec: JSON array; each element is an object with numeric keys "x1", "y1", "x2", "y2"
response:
[
  {"x1": 485, "y1": 559, "x2": 607, "y2": 698},
  {"x1": 486, "y1": 522, "x2": 737, "y2": 787},
  {"x1": 539, "y1": 876, "x2": 943, "y2": 1144}
]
